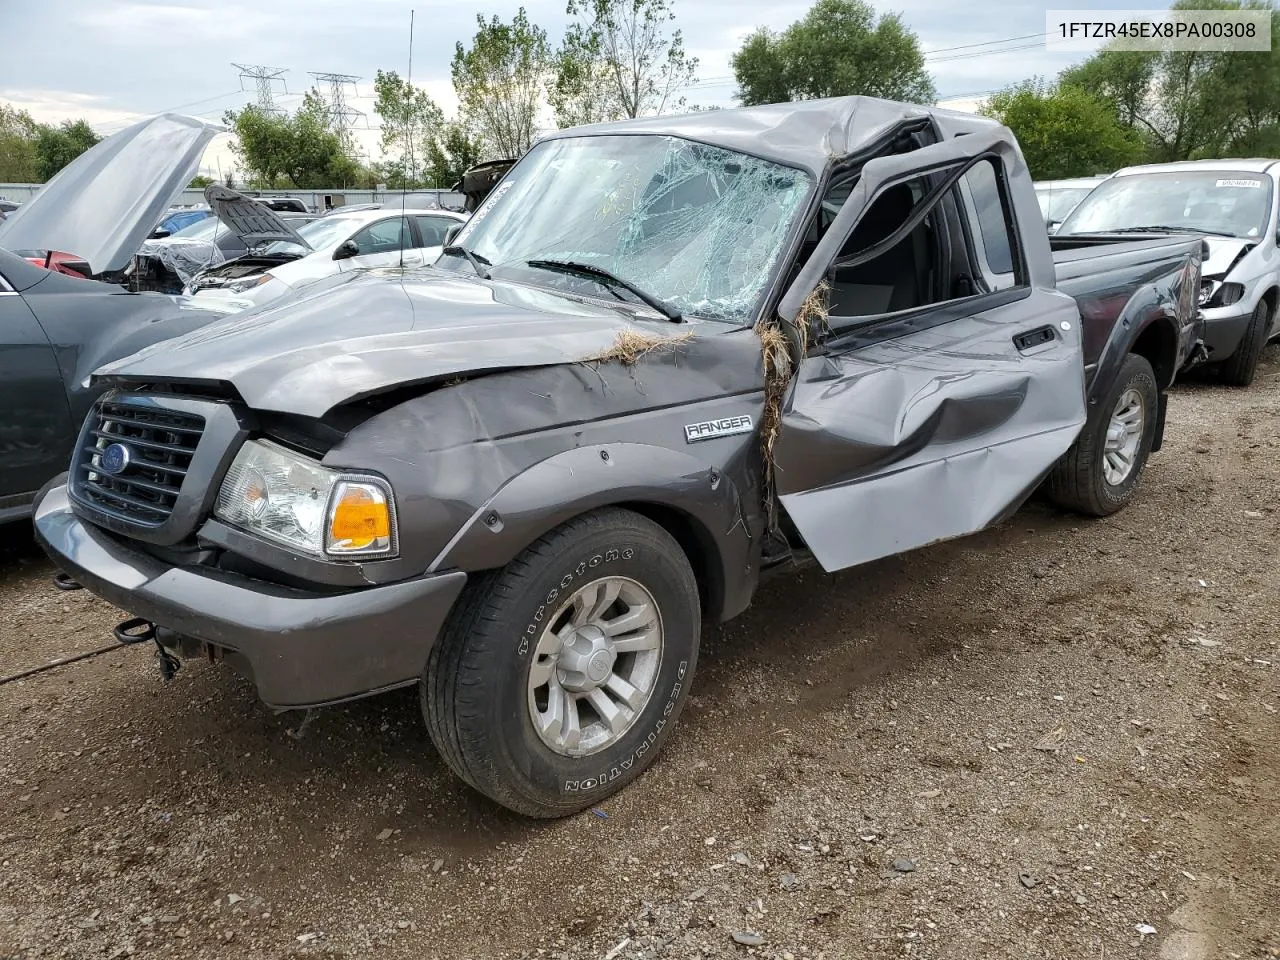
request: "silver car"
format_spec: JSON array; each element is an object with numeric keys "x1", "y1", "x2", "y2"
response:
[{"x1": 1057, "y1": 158, "x2": 1280, "y2": 386}]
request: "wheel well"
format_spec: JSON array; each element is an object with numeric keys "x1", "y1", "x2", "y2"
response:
[
  {"x1": 617, "y1": 501, "x2": 724, "y2": 622},
  {"x1": 1261, "y1": 286, "x2": 1278, "y2": 319},
  {"x1": 1130, "y1": 318, "x2": 1177, "y2": 389}
]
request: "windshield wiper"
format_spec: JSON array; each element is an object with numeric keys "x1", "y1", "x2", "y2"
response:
[
  {"x1": 525, "y1": 258, "x2": 683, "y2": 322},
  {"x1": 1104, "y1": 225, "x2": 1243, "y2": 238},
  {"x1": 443, "y1": 244, "x2": 491, "y2": 280}
]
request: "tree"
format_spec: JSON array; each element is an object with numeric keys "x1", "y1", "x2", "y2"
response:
[
  {"x1": 981, "y1": 80, "x2": 1143, "y2": 180},
  {"x1": 452, "y1": 8, "x2": 553, "y2": 157},
  {"x1": 1059, "y1": 0, "x2": 1280, "y2": 161},
  {"x1": 551, "y1": 0, "x2": 699, "y2": 127},
  {"x1": 730, "y1": 0, "x2": 936, "y2": 107},
  {"x1": 424, "y1": 122, "x2": 484, "y2": 187},
  {"x1": 35, "y1": 119, "x2": 100, "y2": 181},
  {"x1": 224, "y1": 94, "x2": 360, "y2": 189},
  {"x1": 0, "y1": 104, "x2": 39, "y2": 182},
  {"x1": 1058, "y1": 49, "x2": 1157, "y2": 130},
  {"x1": 188, "y1": 174, "x2": 215, "y2": 188},
  {"x1": 731, "y1": 28, "x2": 791, "y2": 107},
  {"x1": 373, "y1": 68, "x2": 445, "y2": 187}
]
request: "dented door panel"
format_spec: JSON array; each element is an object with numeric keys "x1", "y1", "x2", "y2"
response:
[
  {"x1": 770, "y1": 127, "x2": 1087, "y2": 572},
  {"x1": 775, "y1": 289, "x2": 1085, "y2": 570}
]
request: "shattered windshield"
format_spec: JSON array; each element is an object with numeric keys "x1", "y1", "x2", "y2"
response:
[
  {"x1": 447, "y1": 134, "x2": 813, "y2": 323},
  {"x1": 1058, "y1": 171, "x2": 1274, "y2": 239}
]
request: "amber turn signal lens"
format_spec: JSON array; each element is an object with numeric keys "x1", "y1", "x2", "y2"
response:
[{"x1": 325, "y1": 481, "x2": 394, "y2": 555}]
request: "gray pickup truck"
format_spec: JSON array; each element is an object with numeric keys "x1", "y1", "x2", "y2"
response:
[{"x1": 33, "y1": 97, "x2": 1205, "y2": 818}]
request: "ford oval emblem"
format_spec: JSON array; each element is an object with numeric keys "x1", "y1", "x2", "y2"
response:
[{"x1": 99, "y1": 442, "x2": 133, "y2": 476}]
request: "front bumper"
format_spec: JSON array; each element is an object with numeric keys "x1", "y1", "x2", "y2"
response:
[
  {"x1": 33, "y1": 484, "x2": 467, "y2": 709},
  {"x1": 1200, "y1": 305, "x2": 1254, "y2": 361}
]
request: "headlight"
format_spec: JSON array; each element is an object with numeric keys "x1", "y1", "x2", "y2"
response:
[
  {"x1": 213, "y1": 439, "x2": 397, "y2": 558},
  {"x1": 226, "y1": 274, "x2": 272, "y2": 294},
  {"x1": 1200, "y1": 279, "x2": 1246, "y2": 308}
]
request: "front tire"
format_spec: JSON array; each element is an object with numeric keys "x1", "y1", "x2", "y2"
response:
[
  {"x1": 1219, "y1": 299, "x2": 1270, "y2": 387},
  {"x1": 1045, "y1": 352, "x2": 1158, "y2": 517},
  {"x1": 422, "y1": 507, "x2": 701, "y2": 817}
]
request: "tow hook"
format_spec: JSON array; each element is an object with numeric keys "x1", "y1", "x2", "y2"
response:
[
  {"x1": 51, "y1": 572, "x2": 82, "y2": 592},
  {"x1": 113, "y1": 617, "x2": 181, "y2": 681}
]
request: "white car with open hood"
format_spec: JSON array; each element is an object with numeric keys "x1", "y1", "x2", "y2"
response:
[
  {"x1": 1056, "y1": 158, "x2": 1280, "y2": 386},
  {"x1": 185, "y1": 190, "x2": 467, "y2": 311}
]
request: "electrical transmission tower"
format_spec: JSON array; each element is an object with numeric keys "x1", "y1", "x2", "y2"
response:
[
  {"x1": 309, "y1": 71, "x2": 365, "y2": 156},
  {"x1": 231, "y1": 63, "x2": 288, "y2": 114}
]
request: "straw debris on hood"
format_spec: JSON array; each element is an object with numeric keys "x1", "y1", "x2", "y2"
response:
[{"x1": 582, "y1": 329, "x2": 696, "y2": 365}]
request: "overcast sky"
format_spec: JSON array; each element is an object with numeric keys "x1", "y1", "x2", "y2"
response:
[{"x1": 0, "y1": 0, "x2": 1138, "y2": 178}]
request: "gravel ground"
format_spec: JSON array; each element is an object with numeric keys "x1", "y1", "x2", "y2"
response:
[{"x1": 1, "y1": 348, "x2": 1278, "y2": 960}]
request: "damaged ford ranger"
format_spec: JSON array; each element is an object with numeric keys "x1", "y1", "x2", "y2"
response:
[{"x1": 33, "y1": 97, "x2": 1206, "y2": 817}]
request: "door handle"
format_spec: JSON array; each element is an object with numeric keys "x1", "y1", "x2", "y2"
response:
[{"x1": 1013, "y1": 325, "x2": 1056, "y2": 351}]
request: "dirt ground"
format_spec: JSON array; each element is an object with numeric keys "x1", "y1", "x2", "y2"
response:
[{"x1": 1, "y1": 349, "x2": 1278, "y2": 960}]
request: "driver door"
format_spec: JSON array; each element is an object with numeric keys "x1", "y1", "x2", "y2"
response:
[{"x1": 769, "y1": 129, "x2": 1087, "y2": 572}]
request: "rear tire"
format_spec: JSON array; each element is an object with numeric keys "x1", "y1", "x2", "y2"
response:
[
  {"x1": 422, "y1": 507, "x2": 701, "y2": 818},
  {"x1": 1045, "y1": 352, "x2": 1158, "y2": 517},
  {"x1": 1219, "y1": 299, "x2": 1270, "y2": 387}
]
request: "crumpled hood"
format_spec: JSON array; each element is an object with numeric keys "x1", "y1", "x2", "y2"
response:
[
  {"x1": 0, "y1": 113, "x2": 223, "y2": 276},
  {"x1": 95, "y1": 267, "x2": 687, "y2": 418},
  {"x1": 1202, "y1": 235, "x2": 1256, "y2": 278}
]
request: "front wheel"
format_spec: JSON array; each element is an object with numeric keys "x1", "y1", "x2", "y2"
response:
[
  {"x1": 1219, "y1": 299, "x2": 1270, "y2": 387},
  {"x1": 1045, "y1": 352, "x2": 1158, "y2": 517},
  {"x1": 422, "y1": 507, "x2": 701, "y2": 817}
]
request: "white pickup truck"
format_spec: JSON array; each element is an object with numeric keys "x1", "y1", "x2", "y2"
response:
[{"x1": 1057, "y1": 158, "x2": 1280, "y2": 386}]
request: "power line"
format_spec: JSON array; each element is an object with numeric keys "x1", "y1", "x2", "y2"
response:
[
  {"x1": 925, "y1": 32, "x2": 1048, "y2": 56},
  {"x1": 677, "y1": 32, "x2": 1061, "y2": 94},
  {"x1": 928, "y1": 41, "x2": 1046, "y2": 64},
  {"x1": 91, "y1": 90, "x2": 245, "y2": 133},
  {"x1": 937, "y1": 88, "x2": 1001, "y2": 100}
]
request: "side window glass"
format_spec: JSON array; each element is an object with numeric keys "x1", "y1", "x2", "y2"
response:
[
  {"x1": 349, "y1": 217, "x2": 411, "y2": 255},
  {"x1": 413, "y1": 216, "x2": 453, "y2": 247},
  {"x1": 826, "y1": 176, "x2": 945, "y2": 317},
  {"x1": 824, "y1": 158, "x2": 1024, "y2": 322},
  {"x1": 963, "y1": 159, "x2": 1015, "y2": 275}
]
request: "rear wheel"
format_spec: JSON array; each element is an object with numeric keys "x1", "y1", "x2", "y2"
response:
[
  {"x1": 1219, "y1": 299, "x2": 1270, "y2": 387},
  {"x1": 422, "y1": 507, "x2": 701, "y2": 817},
  {"x1": 1045, "y1": 352, "x2": 1158, "y2": 517}
]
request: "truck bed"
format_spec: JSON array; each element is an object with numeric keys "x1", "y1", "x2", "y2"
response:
[{"x1": 1048, "y1": 232, "x2": 1207, "y2": 388}]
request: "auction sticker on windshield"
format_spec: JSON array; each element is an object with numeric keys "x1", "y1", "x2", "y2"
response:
[{"x1": 1216, "y1": 179, "x2": 1265, "y2": 188}]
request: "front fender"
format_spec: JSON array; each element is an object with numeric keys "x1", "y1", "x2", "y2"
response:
[{"x1": 427, "y1": 442, "x2": 755, "y2": 622}]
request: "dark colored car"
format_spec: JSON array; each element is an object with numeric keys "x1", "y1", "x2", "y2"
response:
[
  {"x1": 0, "y1": 114, "x2": 237, "y2": 520},
  {"x1": 0, "y1": 250, "x2": 230, "y2": 522},
  {"x1": 33, "y1": 97, "x2": 1205, "y2": 817}
]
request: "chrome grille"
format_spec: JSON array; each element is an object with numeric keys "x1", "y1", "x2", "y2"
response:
[{"x1": 74, "y1": 401, "x2": 205, "y2": 526}]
